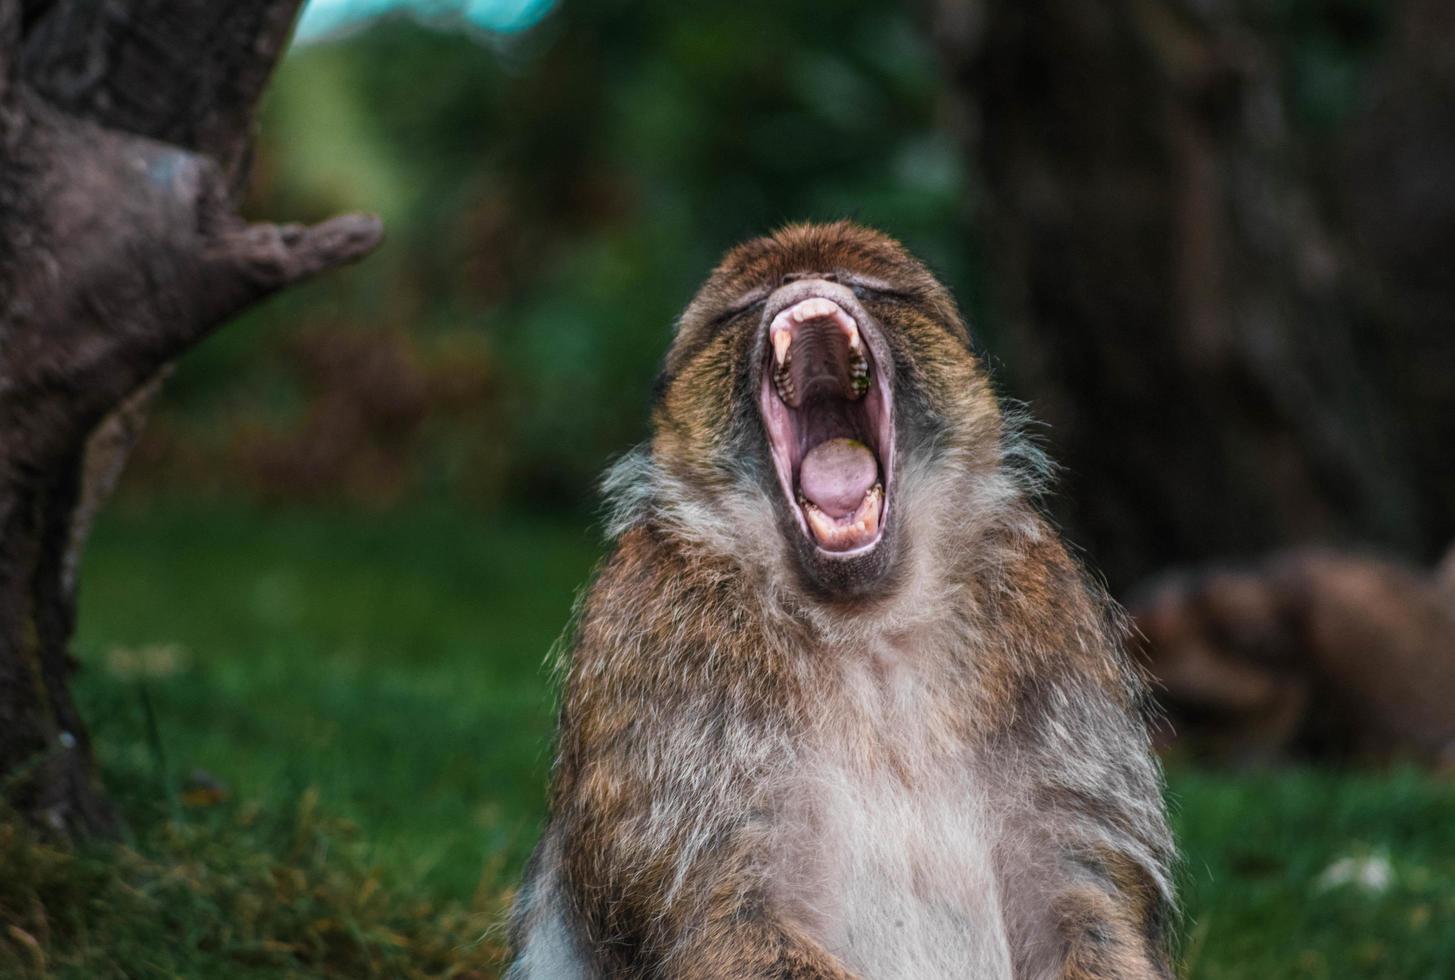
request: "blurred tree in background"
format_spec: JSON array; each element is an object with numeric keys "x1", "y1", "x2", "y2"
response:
[{"x1": 934, "y1": 0, "x2": 1455, "y2": 589}]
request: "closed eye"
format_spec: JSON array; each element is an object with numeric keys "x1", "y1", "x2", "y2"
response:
[
  {"x1": 849, "y1": 281, "x2": 915, "y2": 303},
  {"x1": 708, "y1": 293, "x2": 767, "y2": 331}
]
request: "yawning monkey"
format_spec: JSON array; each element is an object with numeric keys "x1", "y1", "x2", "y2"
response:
[{"x1": 508, "y1": 222, "x2": 1175, "y2": 979}]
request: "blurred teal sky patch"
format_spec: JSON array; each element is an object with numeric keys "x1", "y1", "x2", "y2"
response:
[{"x1": 295, "y1": 0, "x2": 554, "y2": 42}]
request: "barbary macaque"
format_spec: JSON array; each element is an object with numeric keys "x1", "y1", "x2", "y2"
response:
[{"x1": 508, "y1": 223, "x2": 1175, "y2": 979}]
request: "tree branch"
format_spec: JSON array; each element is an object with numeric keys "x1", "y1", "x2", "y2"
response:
[
  {"x1": 214, "y1": 213, "x2": 386, "y2": 297},
  {"x1": 1, "y1": 99, "x2": 380, "y2": 474}
]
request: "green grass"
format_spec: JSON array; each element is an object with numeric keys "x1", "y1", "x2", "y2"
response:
[
  {"x1": 2, "y1": 502, "x2": 1452, "y2": 977},
  {"x1": 1171, "y1": 769, "x2": 1455, "y2": 978},
  {"x1": 0, "y1": 789, "x2": 509, "y2": 977},
  {"x1": 73, "y1": 502, "x2": 598, "y2": 903}
]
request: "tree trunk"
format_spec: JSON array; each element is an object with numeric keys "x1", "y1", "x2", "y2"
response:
[
  {"x1": 931, "y1": 0, "x2": 1455, "y2": 590},
  {"x1": 0, "y1": 0, "x2": 381, "y2": 839}
]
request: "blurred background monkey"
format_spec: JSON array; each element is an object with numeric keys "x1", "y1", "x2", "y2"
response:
[{"x1": 508, "y1": 223, "x2": 1175, "y2": 979}]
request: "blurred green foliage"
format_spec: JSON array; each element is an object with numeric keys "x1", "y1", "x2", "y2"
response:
[{"x1": 143, "y1": 2, "x2": 971, "y2": 511}]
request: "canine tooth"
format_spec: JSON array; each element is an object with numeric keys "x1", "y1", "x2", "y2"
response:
[{"x1": 772, "y1": 328, "x2": 792, "y2": 367}]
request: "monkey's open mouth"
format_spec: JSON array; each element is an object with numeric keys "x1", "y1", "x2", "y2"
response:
[{"x1": 759, "y1": 295, "x2": 893, "y2": 556}]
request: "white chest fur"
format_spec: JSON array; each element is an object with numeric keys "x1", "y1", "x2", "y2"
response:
[{"x1": 775, "y1": 643, "x2": 1014, "y2": 980}]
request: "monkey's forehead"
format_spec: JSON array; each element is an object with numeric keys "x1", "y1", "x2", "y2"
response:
[
  {"x1": 665, "y1": 220, "x2": 970, "y2": 362},
  {"x1": 711, "y1": 221, "x2": 922, "y2": 288}
]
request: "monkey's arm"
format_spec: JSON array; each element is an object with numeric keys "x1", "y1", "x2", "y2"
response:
[
  {"x1": 1044, "y1": 854, "x2": 1174, "y2": 980},
  {"x1": 999, "y1": 818, "x2": 1173, "y2": 980},
  {"x1": 510, "y1": 828, "x2": 856, "y2": 980},
  {"x1": 553, "y1": 746, "x2": 860, "y2": 979},
  {"x1": 987, "y1": 538, "x2": 1177, "y2": 980},
  {"x1": 994, "y1": 682, "x2": 1175, "y2": 980},
  {"x1": 664, "y1": 882, "x2": 860, "y2": 980},
  {"x1": 1011, "y1": 716, "x2": 1175, "y2": 980}
]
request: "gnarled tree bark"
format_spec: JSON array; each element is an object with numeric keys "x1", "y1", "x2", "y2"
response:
[{"x1": 0, "y1": 0, "x2": 381, "y2": 839}]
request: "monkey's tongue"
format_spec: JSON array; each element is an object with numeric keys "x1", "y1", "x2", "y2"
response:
[
  {"x1": 798, "y1": 437, "x2": 883, "y2": 552},
  {"x1": 799, "y1": 438, "x2": 878, "y2": 518}
]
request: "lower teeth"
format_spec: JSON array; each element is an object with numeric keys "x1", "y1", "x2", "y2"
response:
[
  {"x1": 800, "y1": 483, "x2": 884, "y2": 547},
  {"x1": 798, "y1": 482, "x2": 883, "y2": 518}
]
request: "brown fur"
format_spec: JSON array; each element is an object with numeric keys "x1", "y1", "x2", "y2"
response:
[
  {"x1": 1132, "y1": 546, "x2": 1455, "y2": 767},
  {"x1": 508, "y1": 223, "x2": 1175, "y2": 979}
]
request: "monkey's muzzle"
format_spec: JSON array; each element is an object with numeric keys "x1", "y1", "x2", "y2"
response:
[{"x1": 758, "y1": 282, "x2": 894, "y2": 557}]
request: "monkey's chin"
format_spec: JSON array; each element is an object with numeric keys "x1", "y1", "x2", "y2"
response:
[{"x1": 757, "y1": 286, "x2": 896, "y2": 592}]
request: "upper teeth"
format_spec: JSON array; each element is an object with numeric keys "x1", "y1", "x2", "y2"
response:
[
  {"x1": 771, "y1": 297, "x2": 863, "y2": 364},
  {"x1": 773, "y1": 329, "x2": 793, "y2": 367},
  {"x1": 769, "y1": 297, "x2": 870, "y2": 405}
]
